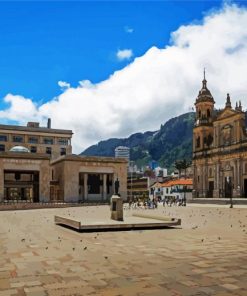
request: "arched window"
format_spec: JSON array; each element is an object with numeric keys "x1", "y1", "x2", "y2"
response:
[
  {"x1": 245, "y1": 163, "x2": 247, "y2": 173},
  {"x1": 199, "y1": 110, "x2": 201, "y2": 118},
  {"x1": 196, "y1": 136, "x2": 200, "y2": 148},
  {"x1": 207, "y1": 109, "x2": 211, "y2": 118},
  {"x1": 207, "y1": 134, "x2": 213, "y2": 146}
]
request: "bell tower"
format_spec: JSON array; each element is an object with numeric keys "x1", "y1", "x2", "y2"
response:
[{"x1": 193, "y1": 69, "x2": 215, "y2": 152}]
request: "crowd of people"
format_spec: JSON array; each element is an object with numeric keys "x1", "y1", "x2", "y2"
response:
[{"x1": 125, "y1": 195, "x2": 186, "y2": 210}]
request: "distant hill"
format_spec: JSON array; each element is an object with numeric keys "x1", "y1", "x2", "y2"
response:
[{"x1": 81, "y1": 112, "x2": 195, "y2": 170}]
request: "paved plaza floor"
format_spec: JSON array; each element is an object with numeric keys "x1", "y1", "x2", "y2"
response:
[{"x1": 0, "y1": 204, "x2": 247, "y2": 296}]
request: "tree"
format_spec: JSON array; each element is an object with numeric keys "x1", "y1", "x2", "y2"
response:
[{"x1": 175, "y1": 159, "x2": 191, "y2": 178}]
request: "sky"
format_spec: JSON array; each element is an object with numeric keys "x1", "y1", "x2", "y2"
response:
[{"x1": 1, "y1": 1, "x2": 247, "y2": 153}]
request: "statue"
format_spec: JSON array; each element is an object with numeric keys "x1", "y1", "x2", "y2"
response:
[{"x1": 114, "y1": 178, "x2": 120, "y2": 196}]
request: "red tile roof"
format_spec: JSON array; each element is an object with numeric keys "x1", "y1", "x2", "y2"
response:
[{"x1": 161, "y1": 179, "x2": 193, "y2": 187}]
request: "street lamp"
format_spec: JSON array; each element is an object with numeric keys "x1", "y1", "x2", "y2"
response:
[
  {"x1": 183, "y1": 185, "x2": 187, "y2": 206},
  {"x1": 226, "y1": 176, "x2": 233, "y2": 208},
  {"x1": 129, "y1": 161, "x2": 134, "y2": 202}
]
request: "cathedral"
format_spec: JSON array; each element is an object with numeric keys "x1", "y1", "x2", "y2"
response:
[{"x1": 193, "y1": 71, "x2": 247, "y2": 198}]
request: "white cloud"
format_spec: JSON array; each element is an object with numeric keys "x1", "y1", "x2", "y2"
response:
[
  {"x1": 124, "y1": 26, "x2": 134, "y2": 33},
  {"x1": 58, "y1": 80, "x2": 70, "y2": 89},
  {"x1": 116, "y1": 49, "x2": 133, "y2": 61},
  {"x1": 1, "y1": 4, "x2": 247, "y2": 153}
]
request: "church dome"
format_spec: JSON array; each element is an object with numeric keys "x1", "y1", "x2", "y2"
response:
[{"x1": 10, "y1": 146, "x2": 30, "y2": 153}]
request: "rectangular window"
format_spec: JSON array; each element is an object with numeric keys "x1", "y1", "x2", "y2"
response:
[
  {"x1": 43, "y1": 138, "x2": 53, "y2": 145},
  {"x1": 58, "y1": 138, "x2": 69, "y2": 146},
  {"x1": 30, "y1": 146, "x2": 37, "y2": 153},
  {"x1": 60, "y1": 147, "x2": 66, "y2": 156},
  {"x1": 28, "y1": 137, "x2": 38, "y2": 144},
  {"x1": 46, "y1": 147, "x2": 52, "y2": 154},
  {"x1": 12, "y1": 135, "x2": 23, "y2": 143},
  {"x1": 0, "y1": 135, "x2": 7, "y2": 142},
  {"x1": 0, "y1": 144, "x2": 5, "y2": 152}
]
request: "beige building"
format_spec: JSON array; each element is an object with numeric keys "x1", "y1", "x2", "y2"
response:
[
  {"x1": 0, "y1": 121, "x2": 127, "y2": 202},
  {"x1": 0, "y1": 119, "x2": 73, "y2": 159},
  {"x1": 193, "y1": 73, "x2": 247, "y2": 198}
]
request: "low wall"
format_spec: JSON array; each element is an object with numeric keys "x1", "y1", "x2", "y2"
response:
[
  {"x1": 0, "y1": 201, "x2": 109, "y2": 211},
  {"x1": 188, "y1": 198, "x2": 247, "y2": 205}
]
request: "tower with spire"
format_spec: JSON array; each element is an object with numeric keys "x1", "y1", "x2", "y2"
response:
[{"x1": 193, "y1": 69, "x2": 215, "y2": 151}]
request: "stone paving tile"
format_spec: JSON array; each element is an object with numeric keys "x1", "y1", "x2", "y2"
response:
[{"x1": 0, "y1": 206, "x2": 247, "y2": 295}]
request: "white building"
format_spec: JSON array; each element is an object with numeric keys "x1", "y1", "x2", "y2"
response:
[
  {"x1": 154, "y1": 167, "x2": 168, "y2": 177},
  {"x1": 150, "y1": 179, "x2": 193, "y2": 201},
  {"x1": 115, "y1": 146, "x2": 130, "y2": 162}
]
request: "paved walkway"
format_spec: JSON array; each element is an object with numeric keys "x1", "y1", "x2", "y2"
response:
[{"x1": 0, "y1": 205, "x2": 247, "y2": 295}]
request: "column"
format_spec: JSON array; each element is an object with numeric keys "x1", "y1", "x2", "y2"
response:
[
  {"x1": 103, "y1": 174, "x2": 107, "y2": 200},
  {"x1": 0, "y1": 168, "x2": 4, "y2": 202},
  {"x1": 84, "y1": 173, "x2": 88, "y2": 200},
  {"x1": 213, "y1": 162, "x2": 220, "y2": 198},
  {"x1": 213, "y1": 127, "x2": 216, "y2": 147},
  {"x1": 192, "y1": 164, "x2": 197, "y2": 198},
  {"x1": 237, "y1": 159, "x2": 242, "y2": 196},
  {"x1": 234, "y1": 160, "x2": 237, "y2": 189},
  {"x1": 233, "y1": 160, "x2": 237, "y2": 197},
  {"x1": 202, "y1": 165, "x2": 207, "y2": 197}
]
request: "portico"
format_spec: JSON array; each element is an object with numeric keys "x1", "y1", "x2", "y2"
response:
[
  {"x1": 79, "y1": 172, "x2": 114, "y2": 201},
  {"x1": 51, "y1": 155, "x2": 127, "y2": 202}
]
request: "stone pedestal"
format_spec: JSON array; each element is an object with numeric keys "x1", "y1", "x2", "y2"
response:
[{"x1": 110, "y1": 195, "x2": 123, "y2": 221}]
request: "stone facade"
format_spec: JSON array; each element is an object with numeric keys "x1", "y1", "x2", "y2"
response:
[
  {"x1": 51, "y1": 155, "x2": 127, "y2": 202},
  {"x1": 0, "y1": 122, "x2": 128, "y2": 202},
  {"x1": 0, "y1": 120, "x2": 73, "y2": 159},
  {"x1": 0, "y1": 153, "x2": 50, "y2": 202},
  {"x1": 193, "y1": 73, "x2": 247, "y2": 198}
]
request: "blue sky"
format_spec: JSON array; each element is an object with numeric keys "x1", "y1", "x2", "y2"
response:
[
  {"x1": 0, "y1": 1, "x2": 224, "y2": 105},
  {"x1": 1, "y1": 1, "x2": 247, "y2": 152}
]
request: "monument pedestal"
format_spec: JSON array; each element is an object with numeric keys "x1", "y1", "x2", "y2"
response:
[{"x1": 110, "y1": 195, "x2": 123, "y2": 221}]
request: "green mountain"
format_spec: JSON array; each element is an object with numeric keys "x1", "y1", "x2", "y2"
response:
[{"x1": 81, "y1": 112, "x2": 195, "y2": 171}]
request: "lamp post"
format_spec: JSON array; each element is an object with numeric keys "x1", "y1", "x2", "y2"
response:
[
  {"x1": 226, "y1": 176, "x2": 233, "y2": 208},
  {"x1": 130, "y1": 161, "x2": 134, "y2": 202},
  {"x1": 183, "y1": 185, "x2": 187, "y2": 206}
]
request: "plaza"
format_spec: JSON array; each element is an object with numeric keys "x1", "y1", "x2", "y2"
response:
[{"x1": 0, "y1": 204, "x2": 247, "y2": 296}]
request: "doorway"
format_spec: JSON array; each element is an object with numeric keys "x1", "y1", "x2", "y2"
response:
[
  {"x1": 224, "y1": 176, "x2": 232, "y2": 198},
  {"x1": 244, "y1": 179, "x2": 247, "y2": 198},
  {"x1": 4, "y1": 170, "x2": 39, "y2": 202},
  {"x1": 208, "y1": 181, "x2": 214, "y2": 198}
]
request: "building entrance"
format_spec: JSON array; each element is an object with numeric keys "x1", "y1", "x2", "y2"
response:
[
  {"x1": 224, "y1": 176, "x2": 232, "y2": 198},
  {"x1": 244, "y1": 179, "x2": 247, "y2": 198},
  {"x1": 79, "y1": 173, "x2": 113, "y2": 201},
  {"x1": 208, "y1": 181, "x2": 214, "y2": 198},
  {"x1": 4, "y1": 170, "x2": 39, "y2": 202}
]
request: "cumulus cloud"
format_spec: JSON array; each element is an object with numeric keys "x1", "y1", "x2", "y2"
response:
[
  {"x1": 116, "y1": 49, "x2": 133, "y2": 61},
  {"x1": 124, "y1": 26, "x2": 134, "y2": 33},
  {"x1": 0, "y1": 94, "x2": 40, "y2": 123},
  {"x1": 58, "y1": 80, "x2": 70, "y2": 89},
  {"x1": 1, "y1": 4, "x2": 247, "y2": 153}
]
